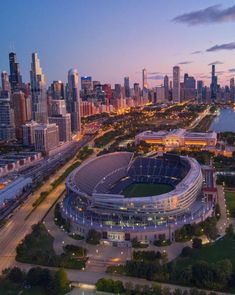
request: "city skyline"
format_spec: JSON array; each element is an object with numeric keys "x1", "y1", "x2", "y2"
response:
[{"x1": 1, "y1": 1, "x2": 235, "y2": 87}]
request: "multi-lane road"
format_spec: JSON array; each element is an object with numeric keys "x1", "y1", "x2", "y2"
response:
[{"x1": 0, "y1": 135, "x2": 93, "y2": 272}]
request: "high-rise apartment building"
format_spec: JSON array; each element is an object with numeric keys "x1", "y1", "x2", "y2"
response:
[
  {"x1": 12, "y1": 91, "x2": 27, "y2": 140},
  {"x1": 50, "y1": 100, "x2": 67, "y2": 116},
  {"x1": 81, "y1": 76, "x2": 93, "y2": 95},
  {"x1": 183, "y1": 73, "x2": 196, "y2": 100},
  {"x1": 67, "y1": 69, "x2": 81, "y2": 133},
  {"x1": 173, "y1": 66, "x2": 180, "y2": 102},
  {"x1": 102, "y1": 84, "x2": 112, "y2": 101},
  {"x1": 34, "y1": 123, "x2": 59, "y2": 154},
  {"x1": 49, "y1": 113, "x2": 71, "y2": 142},
  {"x1": 30, "y1": 52, "x2": 47, "y2": 123},
  {"x1": 1, "y1": 71, "x2": 11, "y2": 94},
  {"x1": 22, "y1": 120, "x2": 38, "y2": 146},
  {"x1": 0, "y1": 95, "x2": 15, "y2": 141}
]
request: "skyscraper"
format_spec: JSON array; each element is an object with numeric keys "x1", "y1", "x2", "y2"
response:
[
  {"x1": 142, "y1": 68, "x2": 148, "y2": 89},
  {"x1": 30, "y1": 52, "x2": 48, "y2": 123},
  {"x1": 210, "y1": 64, "x2": 217, "y2": 101},
  {"x1": 163, "y1": 75, "x2": 169, "y2": 100},
  {"x1": 197, "y1": 80, "x2": 203, "y2": 103},
  {"x1": 124, "y1": 77, "x2": 130, "y2": 98},
  {"x1": 50, "y1": 80, "x2": 65, "y2": 100},
  {"x1": 12, "y1": 91, "x2": 27, "y2": 140},
  {"x1": 67, "y1": 69, "x2": 81, "y2": 133},
  {"x1": 81, "y1": 76, "x2": 93, "y2": 96},
  {"x1": 230, "y1": 78, "x2": 235, "y2": 102},
  {"x1": 9, "y1": 52, "x2": 22, "y2": 92},
  {"x1": 0, "y1": 95, "x2": 15, "y2": 140},
  {"x1": 184, "y1": 73, "x2": 196, "y2": 100},
  {"x1": 1, "y1": 71, "x2": 11, "y2": 93},
  {"x1": 173, "y1": 66, "x2": 180, "y2": 102}
]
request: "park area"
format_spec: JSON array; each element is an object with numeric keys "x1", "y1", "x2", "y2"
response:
[
  {"x1": 225, "y1": 190, "x2": 235, "y2": 217},
  {"x1": 174, "y1": 235, "x2": 235, "y2": 270}
]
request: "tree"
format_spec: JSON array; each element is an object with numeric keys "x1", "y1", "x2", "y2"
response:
[
  {"x1": 215, "y1": 204, "x2": 221, "y2": 220},
  {"x1": 192, "y1": 261, "x2": 214, "y2": 288},
  {"x1": 6, "y1": 267, "x2": 25, "y2": 283},
  {"x1": 162, "y1": 286, "x2": 172, "y2": 295},
  {"x1": 190, "y1": 288, "x2": 200, "y2": 295},
  {"x1": 181, "y1": 246, "x2": 193, "y2": 257},
  {"x1": 192, "y1": 238, "x2": 202, "y2": 249},
  {"x1": 214, "y1": 259, "x2": 233, "y2": 288},
  {"x1": 55, "y1": 269, "x2": 69, "y2": 291},
  {"x1": 225, "y1": 224, "x2": 234, "y2": 237},
  {"x1": 86, "y1": 229, "x2": 101, "y2": 245},
  {"x1": 152, "y1": 282, "x2": 162, "y2": 295},
  {"x1": 113, "y1": 280, "x2": 124, "y2": 293},
  {"x1": 26, "y1": 267, "x2": 44, "y2": 286},
  {"x1": 173, "y1": 289, "x2": 183, "y2": 295}
]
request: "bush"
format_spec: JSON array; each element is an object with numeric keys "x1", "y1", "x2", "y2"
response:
[
  {"x1": 192, "y1": 238, "x2": 202, "y2": 249},
  {"x1": 96, "y1": 278, "x2": 124, "y2": 294},
  {"x1": 153, "y1": 239, "x2": 171, "y2": 247},
  {"x1": 181, "y1": 246, "x2": 193, "y2": 257},
  {"x1": 54, "y1": 203, "x2": 70, "y2": 232},
  {"x1": 86, "y1": 229, "x2": 101, "y2": 245},
  {"x1": 6, "y1": 267, "x2": 25, "y2": 284},
  {"x1": 131, "y1": 237, "x2": 148, "y2": 248}
]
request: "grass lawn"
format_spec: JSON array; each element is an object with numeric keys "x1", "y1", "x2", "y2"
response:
[
  {"x1": 122, "y1": 183, "x2": 172, "y2": 198},
  {"x1": 225, "y1": 191, "x2": 235, "y2": 217},
  {"x1": 174, "y1": 236, "x2": 235, "y2": 270},
  {"x1": 0, "y1": 281, "x2": 46, "y2": 295}
]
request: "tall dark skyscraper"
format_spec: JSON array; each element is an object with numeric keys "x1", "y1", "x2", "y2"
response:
[
  {"x1": 67, "y1": 69, "x2": 81, "y2": 133},
  {"x1": 124, "y1": 77, "x2": 130, "y2": 98},
  {"x1": 173, "y1": 66, "x2": 180, "y2": 102},
  {"x1": 163, "y1": 75, "x2": 169, "y2": 100},
  {"x1": 197, "y1": 80, "x2": 203, "y2": 103},
  {"x1": 210, "y1": 64, "x2": 217, "y2": 101},
  {"x1": 230, "y1": 77, "x2": 235, "y2": 102},
  {"x1": 9, "y1": 52, "x2": 22, "y2": 92}
]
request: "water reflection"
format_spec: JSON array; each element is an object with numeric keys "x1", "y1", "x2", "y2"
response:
[{"x1": 210, "y1": 108, "x2": 235, "y2": 132}]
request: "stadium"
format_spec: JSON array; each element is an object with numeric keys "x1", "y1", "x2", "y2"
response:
[{"x1": 62, "y1": 152, "x2": 215, "y2": 245}]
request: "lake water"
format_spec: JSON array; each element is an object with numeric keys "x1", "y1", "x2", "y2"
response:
[{"x1": 209, "y1": 108, "x2": 235, "y2": 132}]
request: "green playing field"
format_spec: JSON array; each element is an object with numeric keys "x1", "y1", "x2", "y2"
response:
[{"x1": 122, "y1": 183, "x2": 173, "y2": 198}]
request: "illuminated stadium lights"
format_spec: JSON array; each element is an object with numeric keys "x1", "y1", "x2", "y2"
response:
[{"x1": 63, "y1": 152, "x2": 216, "y2": 245}]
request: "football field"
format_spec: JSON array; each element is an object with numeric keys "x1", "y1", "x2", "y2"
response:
[{"x1": 122, "y1": 183, "x2": 172, "y2": 198}]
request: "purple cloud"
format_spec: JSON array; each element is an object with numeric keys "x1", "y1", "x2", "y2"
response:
[
  {"x1": 173, "y1": 4, "x2": 235, "y2": 26},
  {"x1": 207, "y1": 42, "x2": 235, "y2": 52},
  {"x1": 208, "y1": 61, "x2": 223, "y2": 65},
  {"x1": 191, "y1": 51, "x2": 202, "y2": 54},
  {"x1": 178, "y1": 61, "x2": 193, "y2": 65}
]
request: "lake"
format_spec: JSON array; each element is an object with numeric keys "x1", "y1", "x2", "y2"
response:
[{"x1": 209, "y1": 108, "x2": 235, "y2": 132}]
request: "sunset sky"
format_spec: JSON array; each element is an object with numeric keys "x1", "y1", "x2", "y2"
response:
[{"x1": 1, "y1": 0, "x2": 235, "y2": 87}]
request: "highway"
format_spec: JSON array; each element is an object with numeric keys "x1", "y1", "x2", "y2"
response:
[{"x1": 0, "y1": 135, "x2": 93, "y2": 272}]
